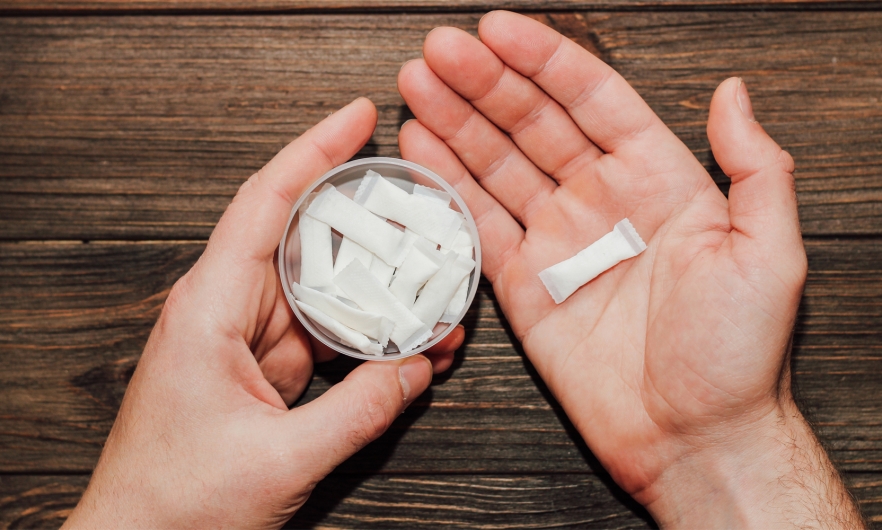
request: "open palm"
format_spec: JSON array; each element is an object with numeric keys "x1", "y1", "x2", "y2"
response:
[{"x1": 398, "y1": 11, "x2": 807, "y2": 501}]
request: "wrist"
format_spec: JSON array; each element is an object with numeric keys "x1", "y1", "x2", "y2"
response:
[{"x1": 640, "y1": 399, "x2": 864, "y2": 529}]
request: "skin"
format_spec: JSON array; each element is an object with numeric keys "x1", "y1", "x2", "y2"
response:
[
  {"x1": 63, "y1": 12, "x2": 865, "y2": 528},
  {"x1": 62, "y1": 98, "x2": 462, "y2": 529},
  {"x1": 397, "y1": 11, "x2": 865, "y2": 528}
]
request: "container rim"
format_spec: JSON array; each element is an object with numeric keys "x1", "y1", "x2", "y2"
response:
[{"x1": 278, "y1": 156, "x2": 482, "y2": 361}]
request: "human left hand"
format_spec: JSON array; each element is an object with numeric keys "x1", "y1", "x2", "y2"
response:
[
  {"x1": 397, "y1": 13, "x2": 862, "y2": 527},
  {"x1": 62, "y1": 97, "x2": 463, "y2": 529}
]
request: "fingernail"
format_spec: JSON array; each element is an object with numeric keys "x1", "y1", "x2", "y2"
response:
[
  {"x1": 399, "y1": 356, "x2": 432, "y2": 404},
  {"x1": 736, "y1": 78, "x2": 756, "y2": 123}
]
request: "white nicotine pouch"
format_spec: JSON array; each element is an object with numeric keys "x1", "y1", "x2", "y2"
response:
[
  {"x1": 440, "y1": 278, "x2": 471, "y2": 324},
  {"x1": 412, "y1": 253, "x2": 476, "y2": 331},
  {"x1": 333, "y1": 237, "x2": 373, "y2": 276},
  {"x1": 369, "y1": 258, "x2": 395, "y2": 288},
  {"x1": 334, "y1": 260, "x2": 433, "y2": 353},
  {"x1": 413, "y1": 184, "x2": 452, "y2": 206},
  {"x1": 441, "y1": 227, "x2": 474, "y2": 255},
  {"x1": 298, "y1": 199, "x2": 335, "y2": 294},
  {"x1": 291, "y1": 282, "x2": 393, "y2": 347},
  {"x1": 354, "y1": 171, "x2": 463, "y2": 248},
  {"x1": 388, "y1": 238, "x2": 446, "y2": 308},
  {"x1": 538, "y1": 218, "x2": 647, "y2": 304},
  {"x1": 305, "y1": 184, "x2": 408, "y2": 267},
  {"x1": 440, "y1": 227, "x2": 475, "y2": 323},
  {"x1": 367, "y1": 229, "x2": 418, "y2": 287},
  {"x1": 295, "y1": 301, "x2": 383, "y2": 357},
  {"x1": 333, "y1": 237, "x2": 375, "y2": 300}
]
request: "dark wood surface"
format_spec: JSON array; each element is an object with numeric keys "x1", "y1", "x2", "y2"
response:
[
  {"x1": 1, "y1": 473, "x2": 881, "y2": 528},
  {"x1": 1, "y1": 240, "x2": 882, "y2": 476},
  {"x1": 2, "y1": 13, "x2": 881, "y2": 240},
  {"x1": 1, "y1": 5, "x2": 881, "y2": 530},
  {"x1": 3, "y1": 1, "x2": 881, "y2": 15}
]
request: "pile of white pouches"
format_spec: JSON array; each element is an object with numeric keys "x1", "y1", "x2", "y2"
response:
[{"x1": 294, "y1": 170, "x2": 476, "y2": 356}]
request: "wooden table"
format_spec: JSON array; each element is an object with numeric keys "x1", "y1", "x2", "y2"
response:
[{"x1": 1, "y1": 1, "x2": 881, "y2": 528}]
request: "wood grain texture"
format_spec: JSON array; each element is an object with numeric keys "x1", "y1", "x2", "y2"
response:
[
  {"x1": 0, "y1": 476, "x2": 82, "y2": 530},
  {"x1": 1, "y1": 239, "x2": 880, "y2": 474},
  {"x1": 3, "y1": 6, "x2": 881, "y2": 529},
  {"x1": 0, "y1": 474, "x2": 639, "y2": 529},
  {"x1": 572, "y1": 12, "x2": 882, "y2": 236},
  {"x1": 1, "y1": 12, "x2": 880, "y2": 239},
  {"x1": 1, "y1": 473, "x2": 881, "y2": 529},
  {"x1": 2, "y1": 0, "x2": 880, "y2": 15}
]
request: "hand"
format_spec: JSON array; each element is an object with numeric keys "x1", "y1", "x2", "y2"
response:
[
  {"x1": 398, "y1": 12, "x2": 863, "y2": 528},
  {"x1": 62, "y1": 98, "x2": 463, "y2": 529}
]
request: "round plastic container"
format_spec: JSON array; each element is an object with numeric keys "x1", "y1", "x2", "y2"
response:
[{"x1": 279, "y1": 157, "x2": 482, "y2": 361}]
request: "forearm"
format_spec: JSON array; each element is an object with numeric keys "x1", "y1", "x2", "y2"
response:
[{"x1": 641, "y1": 400, "x2": 865, "y2": 529}]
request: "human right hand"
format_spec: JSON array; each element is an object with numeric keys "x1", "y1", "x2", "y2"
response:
[
  {"x1": 398, "y1": 11, "x2": 864, "y2": 528},
  {"x1": 62, "y1": 98, "x2": 461, "y2": 530}
]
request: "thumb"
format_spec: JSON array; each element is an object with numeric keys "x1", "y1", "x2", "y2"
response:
[
  {"x1": 708, "y1": 77, "x2": 802, "y2": 256},
  {"x1": 286, "y1": 355, "x2": 433, "y2": 478}
]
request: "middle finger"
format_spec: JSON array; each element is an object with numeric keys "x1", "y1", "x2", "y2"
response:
[
  {"x1": 399, "y1": 58, "x2": 556, "y2": 228},
  {"x1": 423, "y1": 27, "x2": 603, "y2": 182}
]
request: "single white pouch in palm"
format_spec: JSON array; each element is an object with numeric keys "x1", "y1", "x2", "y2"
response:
[
  {"x1": 412, "y1": 253, "x2": 476, "y2": 331},
  {"x1": 295, "y1": 300, "x2": 383, "y2": 357},
  {"x1": 298, "y1": 198, "x2": 335, "y2": 293},
  {"x1": 305, "y1": 184, "x2": 407, "y2": 267},
  {"x1": 538, "y1": 218, "x2": 647, "y2": 304},
  {"x1": 354, "y1": 171, "x2": 462, "y2": 248},
  {"x1": 389, "y1": 238, "x2": 446, "y2": 309},
  {"x1": 291, "y1": 282, "x2": 393, "y2": 347},
  {"x1": 334, "y1": 237, "x2": 373, "y2": 276},
  {"x1": 334, "y1": 260, "x2": 432, "y2": 353}
]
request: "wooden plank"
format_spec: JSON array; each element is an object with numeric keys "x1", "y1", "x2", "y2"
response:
[
  {"x1": 572, "y1": 12, "x2": 882, "y2": 237},
  {"x1": 2, "y1": 1, "x2": 880, "y2": 15},
  {"x1": 1, "y1": 12, "x2": 880, "y2": 239},
  {"x1": 0, "y1": 474, "x2": 644, "y2": 529},
  {"x1": 1, "y1": 472, "x2": 881, "y2": 528},
  {"x1": 0, "y1": 475, "x2": 83, "y2": 529},
  {"x1": 1, "y1": 239, "x2": 880, "y2": 474},
  {"x1": 795, "y1": 240, "x2": 882, "y2": 472},
  {"x1": 292, "y1": 474, "x2": 657, "y2": 529}
]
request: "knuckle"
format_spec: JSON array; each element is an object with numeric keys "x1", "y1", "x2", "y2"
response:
[
  {"x1": 792, "y1": 245, "x2": 809, "y2": 290},
  {"x1": 344, "y1": 381, "x2": 396, "y2": 450},
  {"x1": 148, "y1": 270, "x2": 198, "y2": 355},
  {"x1": 238, "y1": 171, "x2": 258, "y2": 195},
  {"x1": 250, "y1": 163, "x2": 298, "y2": 206},
  {"x1": 776, "y1": 238, "x2": 807, "y2": 297},
  {"x1": 777, "y1": 148, "x2": 796, "y2": 175},
  {"x1": 228, "y1": 172, "x2": 260, "y2": 210},
  {"x1": 163, "y1": 271, "x2": 195, "y2": 317},
  {"x1": 776, "y1": 149, "x2": 797, "y2": 195}
]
